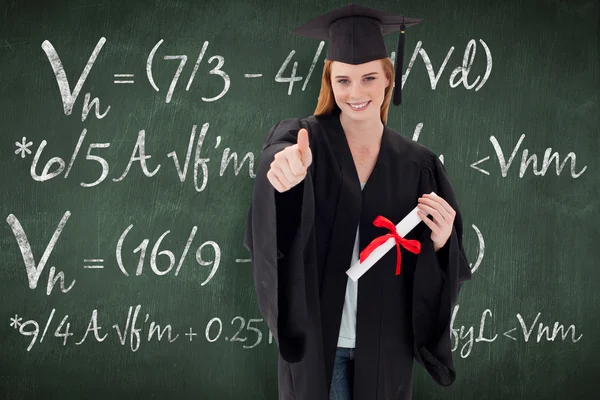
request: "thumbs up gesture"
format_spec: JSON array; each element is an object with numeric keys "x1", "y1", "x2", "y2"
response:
[{"x1": 267, "y1": 128, "x2": 313, "y2": 193}]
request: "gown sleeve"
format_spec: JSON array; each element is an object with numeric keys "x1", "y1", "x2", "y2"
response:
[
  {"x1": 412, "y1": 153, "x2": 473, "y2": 385},
  {"x1": 243, "y1": 118, "x2": 316, "y2": 363}
]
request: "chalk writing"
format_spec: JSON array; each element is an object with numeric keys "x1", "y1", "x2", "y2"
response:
[
  {"x1": 23, "y1": 123, "x2": 255, "y2": 188},
  {"x1": 10, "y1": 306, "x2": 274, "y2": 352},
  {"x1": 450, "y1": 305, "x2": 583, "y2": 359},
  {"x1": 470, "y1": 134, "x2": 587, "y2": 178}
]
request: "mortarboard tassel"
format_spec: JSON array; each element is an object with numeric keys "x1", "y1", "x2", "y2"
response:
[{"x1": 392, "y1": 24, "x2": 406, "y2": 106}]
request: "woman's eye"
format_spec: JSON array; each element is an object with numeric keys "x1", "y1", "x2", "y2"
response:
[{"x1": 337, "y1": 77, "x2": 375, "y2": 84}]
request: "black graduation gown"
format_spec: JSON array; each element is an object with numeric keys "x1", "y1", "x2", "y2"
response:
[{"x1": 243, "y1": 110, "x2": 472, "y2": 400}]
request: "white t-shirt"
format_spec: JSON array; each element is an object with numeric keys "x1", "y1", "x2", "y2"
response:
[{"x1": 337, "y1": 181, "x2": 366, "y2": 348}]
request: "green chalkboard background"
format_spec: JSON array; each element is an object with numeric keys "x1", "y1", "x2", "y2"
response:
[{"x1": 1, "y1": 0, "x2": 598, "y2": 399}]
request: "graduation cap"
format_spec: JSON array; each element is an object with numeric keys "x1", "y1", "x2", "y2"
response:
[{"x1": 291, "y1": 3, "x2": 422, "y2": 106}]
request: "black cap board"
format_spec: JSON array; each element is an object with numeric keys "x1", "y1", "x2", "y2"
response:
[{"x1": 291, "y1": 3, "x2": 422, "y2": 106}]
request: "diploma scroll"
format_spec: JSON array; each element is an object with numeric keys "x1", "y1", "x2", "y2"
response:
[{"x1": 346, "y1": 191, "x2": 437, "y2": 281}]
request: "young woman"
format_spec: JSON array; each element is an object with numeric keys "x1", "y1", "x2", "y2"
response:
[{"x1": 244, "y1": 4, "x2": 472, "y2": 400}]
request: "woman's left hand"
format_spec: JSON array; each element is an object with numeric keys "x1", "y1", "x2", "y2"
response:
[{"x1": 417, "y1": 193, "x2": 456, "y2": 252}]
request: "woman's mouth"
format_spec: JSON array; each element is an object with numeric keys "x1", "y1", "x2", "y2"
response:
[{"x1": 348, "y1": 101, "x2": 371, "y2": 111}]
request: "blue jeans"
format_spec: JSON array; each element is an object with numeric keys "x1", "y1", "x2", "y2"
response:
[{"x1": 330, "y1": 347, "x2": 355, "y2": 400}]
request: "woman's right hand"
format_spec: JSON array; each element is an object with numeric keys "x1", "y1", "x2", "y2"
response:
[{"x1": 267, "y1": 128, "x2": 313, "y2": 193}]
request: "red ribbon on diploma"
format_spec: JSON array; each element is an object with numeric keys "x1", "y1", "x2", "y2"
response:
[{"x1": 359, "y1": 215, "x2": 422, "y2": 275}]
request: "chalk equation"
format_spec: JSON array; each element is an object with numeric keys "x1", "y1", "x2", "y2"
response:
[
  {"x1": 6, "y1": 211, "x2": 246, "y2": 295},
  {"x1": 411, "y1": 126, "x2": 588, "y2": 179},
  {"x1": 469, "y1": 134, "x2": 587, "y2": 178},
  {"x1": 16, "y1": 126, "x2": 587, "y2": 191},
  {"x1": 40, "y1": 37, "x2": 493, "y2": 119},
  {"x1": 8, "y1": 304, "x2": 582, "y2": 355},
  {"x1": 8, "y1": 305, "x2": 274, "y2": 352},
  {"x1": 451, "y1": 305, "x2": 583, "y2": 359},
  {"x1": 5, "y1": 210, "x2": 486, "y2": 295},
  {"x1": 17, "y1": 123, "x2": 255, "y2": 189}
]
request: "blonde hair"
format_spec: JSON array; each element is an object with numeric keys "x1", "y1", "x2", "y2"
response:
[{"x1": 314, "y1": 58, "x2": 395, "y2": 125}]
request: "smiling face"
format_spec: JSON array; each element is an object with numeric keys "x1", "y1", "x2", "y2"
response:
[{"x1": 330, "y1": 60, "x2": 391, "y2": 123}]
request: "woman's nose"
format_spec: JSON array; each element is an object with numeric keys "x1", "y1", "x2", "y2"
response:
[{"x1": 349, "y1": 82, "x2": 363, "y2": 98}]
